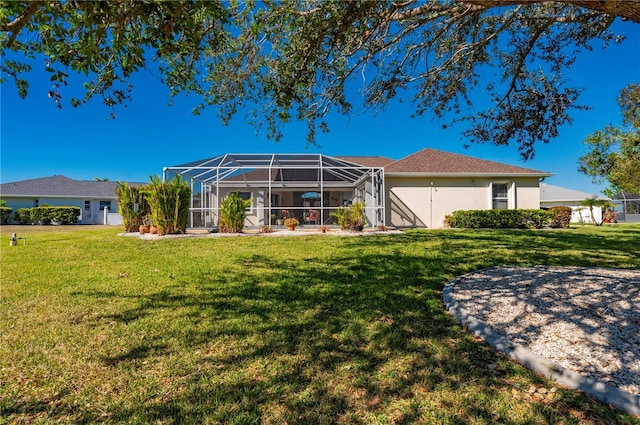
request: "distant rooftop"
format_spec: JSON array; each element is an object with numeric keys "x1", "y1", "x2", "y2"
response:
[
  {"x1": 0, "y1": 175, "x2": 145, "y2": 198},
  {"x1": 540, "y1": 183, "x2": 607, "y2": 202}
]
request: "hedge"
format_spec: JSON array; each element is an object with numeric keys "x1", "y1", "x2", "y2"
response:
[
  {"x1": 26, "y1": 206, "x2": 81, "y2": 225},
  {"x1": 447, "y1": 209, "x2": 553, "y2": 229},
  {"x1": 0, "y1": 207, "x2": 11, "y2": 224},
  {"x1": 14, "y1": 208, "x2": 32, "y2": 224}
]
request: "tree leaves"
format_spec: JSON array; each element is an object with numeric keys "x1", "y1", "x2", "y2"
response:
[{"x1": 1, "y1": 1, "x2": 637, "y2": 158}]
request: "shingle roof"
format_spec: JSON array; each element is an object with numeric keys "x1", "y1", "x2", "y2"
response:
[
  {"x1": 335, "y1": 156, "x2": 396, "y2": 168},
  {"x1": 384, "y1": 148, "x2": 551, "y2": 176},
  {"x1": 540, "y1": 183, "x2": 607, "y2": 202},
  {"x1": 0, "y1": 175, "x2": 144, "y2": 198}
]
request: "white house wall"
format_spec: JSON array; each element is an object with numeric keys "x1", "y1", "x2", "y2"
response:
[{"x1": 386, "y1": 177, "x2": 543, "y2": 228}]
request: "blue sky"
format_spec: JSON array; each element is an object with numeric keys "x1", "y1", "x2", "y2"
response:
[{"x1": 1, "y1": 19, "x2": 638, "y2": 195}]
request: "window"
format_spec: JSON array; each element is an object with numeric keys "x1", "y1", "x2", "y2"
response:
[
  {"x1": 238, "y1": 192, "x2": 252, "y2": 211},
  {"x1": 34, "y1": 199, "x2": 39, "y2": 207},
  {"x1": 492, "y1": 183, "x2": 509, "y2": 210},
  {"x1": 84, "y1": 200, "x2": 91, "y2": 210},
  {"x1": 99, "y1": 201, "x2": 111, "y2": 211}
]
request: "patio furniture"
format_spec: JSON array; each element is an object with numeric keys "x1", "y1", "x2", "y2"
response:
[{"x1": 304, "y1": 209, "x2": 319, "y2": 225}]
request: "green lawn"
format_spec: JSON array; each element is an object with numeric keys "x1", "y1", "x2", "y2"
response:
[{"x1": 1, "y1": 225, "x2": 639, "y2": 424}]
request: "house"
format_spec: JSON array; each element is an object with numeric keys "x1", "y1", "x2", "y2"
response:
[
  {"x1": 164, "y1": 148, "x2": 552, "y2": 229},
  {"x1": 539, "y1": 183, "x2": 608, "y2": 224},
  {"x1": 0, "y1": 175, "x2": 139, "y2": 225}
]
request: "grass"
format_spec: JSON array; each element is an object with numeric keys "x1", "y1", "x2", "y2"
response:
[{"x1": 1, "y1": 224, "x2": 639, "y2": 424}]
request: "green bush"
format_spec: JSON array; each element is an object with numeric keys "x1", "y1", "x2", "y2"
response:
[
  {"x1": 219, "y1": 192, "x2": 251, "y2": 233},
  {"x1": 144, "y1": 176, "x2": 191, "y2": 235},
  {"x1": 53, "y1": 206, "x2": 81, "y2": 224},
  {"x1": 448, "y1": 209, "x2": 552, "y2": 229},
  {"x1": 330, "y1": 202, "x2": 367, "y2": 231},
  {"x1": 30, "y1": 207, "x2": 53, "y2": 225},
  {"x1": 29, "y1": 206, "x2": 81, "y2": 225},
  {"x1": 116, "y1": 181, "x2": 150, "y2": 232},
  {"x1": 0, "y1": 207, "x2": 12, "y2": 224},
  {"x1": 14, "y1": 208, "x2": 32, "y2": 224},
  {"x1": 548, "y1": 206, "x2": 572, "y2": 229}
]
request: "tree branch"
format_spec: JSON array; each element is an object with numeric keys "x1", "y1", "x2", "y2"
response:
[{"x1": 1, "y1": 1, "x2": 45, "y2": 48}]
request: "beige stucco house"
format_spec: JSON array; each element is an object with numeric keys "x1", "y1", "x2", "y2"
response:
[
  {"x1": 164, "y1": 148, "x2": 552, "y2": 229},
  {"x1": 383, "y1": 149, "x2": 550, "y2": 228}
]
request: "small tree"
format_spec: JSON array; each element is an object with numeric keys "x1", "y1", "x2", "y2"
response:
[
  {"x1": 219, "y1": 192, "x2": 251, "y2": 233},
  {"x1": 579, "y1": 197, "x2": 614, "y2": 226}
]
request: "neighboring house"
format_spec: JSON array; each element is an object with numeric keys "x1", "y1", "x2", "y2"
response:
[
  {"x1": 164, "y1": 148, "x2": 552, "y2": 229},
  {"x1": 0, "y1": 175, "x2": 136, "y2": 225},
  {"x1": 539, "y1": 183, "x2": 608, "y2": 224}
]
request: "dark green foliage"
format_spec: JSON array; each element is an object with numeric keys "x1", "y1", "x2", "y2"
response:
[
  {"x1": 548, "y1": 206, "x2": 572, "y2": 229},
  {"x1": 0, "y1": 207, "x2": 12, "y2": 224},
  {"x1": 219, "y1": 192, "x2": 251, "y2": 233},
  {"x1": 448, "y1": 209, "x2": 552, "y2": 229},
  {"x1": 144, "y1": 176, "x2": 191, "y2": 235},
  {"x1": 330, "y1": 201, "x2": 367, "y2": 231},
  {"x1": 2, "y1": 2, "x2": 634, "y2": 158},
  {"x1": 115, "y1": 181, "x2": 150, "y2": 232},
  {"x1": 28, "y1": 206, "x2": 81, "y2": 225}
]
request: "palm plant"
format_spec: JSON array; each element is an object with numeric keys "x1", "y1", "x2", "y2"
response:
[
  {"x1": 579, "y1": 197, "x2": 614, "y2": 226},
  {"x1": 144, "y1": 176, "x2": 191, "y2": 235},
  {"x1": 330, "y1": 202, "x2": 366, "y2": 231},
  {"x1": 219, "y1": 192, "x2": 251, "y2": 233},
  {"x1": 115, "y1": 181, "x2": 150, "y2": 232}
]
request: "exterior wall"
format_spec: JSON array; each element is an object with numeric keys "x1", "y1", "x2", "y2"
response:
[
  {"x1": 514, "y1": 179, "x2": 541, "y2": 209},
  {"x1": 2, "y1": 196, "x2": 121, "y2": 225},
  {"x1": 386, "y1": 176, "x2": 543, "y2": 228}
]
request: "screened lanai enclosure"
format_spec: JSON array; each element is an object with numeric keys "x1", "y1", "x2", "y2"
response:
[{"x1": 163, "y1": 154, "x2": 385, "y2": 229}]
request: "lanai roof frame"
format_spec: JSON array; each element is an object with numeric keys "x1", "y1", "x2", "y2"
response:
[
  {"x1": 163, "y1": 153, "x2": 386, "y2": 228},
  {"x1": 164, "y1": 153, "x2": 382, "y2": 186}
]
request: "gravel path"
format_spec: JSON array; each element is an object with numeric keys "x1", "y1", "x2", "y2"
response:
[{"x1": 448, "y1": 266, "x2": 640, "y2": 396}]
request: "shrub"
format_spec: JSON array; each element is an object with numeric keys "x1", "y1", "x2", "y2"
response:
[
  {"x1": 519, "y1": 209, "x2": 554, "y2": 229},
  {"x1": 115, "y1": 181, "x2": 150, "y2": 232},
  {"x1": 0, "y1": 207, "x2": 12, "y2": 224},
  {"x1": 219, "y1": 192, "x2": 251, "y2": 233},
  {"x1": 144, "y1": 176, "x2": 191, "y2": 235},
  {"x1": 330, "y1": 202, "x2": 367, "y2": 231},
  {"x1": 448, "y1": 209, "x2": 552, "y2": 229},
  {"x1": 14, "y1": 208, "x2": 32, "y2": 224},
  {"x1": 548, "y1": 206, "x2": 572, "y2": 229},
  {"x1": 30, "y1": 206, "x2": 53, "y2": 225}
]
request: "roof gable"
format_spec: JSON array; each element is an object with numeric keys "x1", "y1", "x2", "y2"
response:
[{"x1": 385, "y1": 148, "x2": 550, "y2": 176}]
